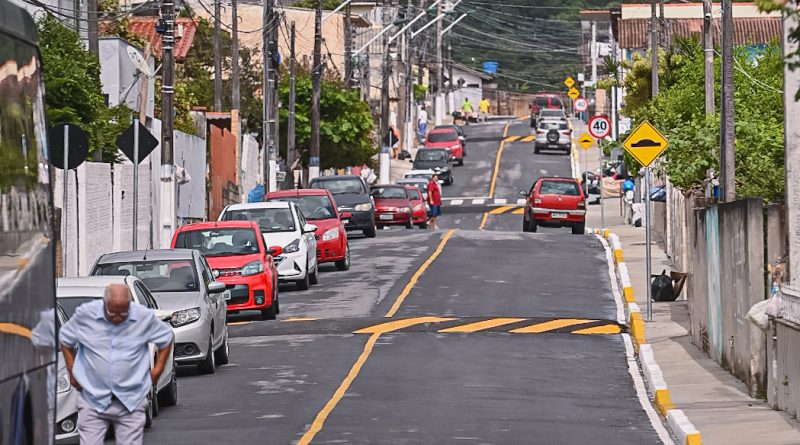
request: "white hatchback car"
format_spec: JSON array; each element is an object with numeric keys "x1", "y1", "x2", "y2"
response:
[
  {"x1": 219, "y1": 201, "x2": 319, "y2": 290},
  {"x1": 534, "y1": 120, "x2": 572, "y2": 154}
]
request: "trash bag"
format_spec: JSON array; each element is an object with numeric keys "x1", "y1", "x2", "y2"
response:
[
  {"x1": 247, "y1": 184, "x2": 265, "y2": 203},
  {"x1": 651, "y1": 270, "x2": 676, "y2": 302},
  {"x1": 746, "y1": 299, "x2": 770, "y2": 331}
]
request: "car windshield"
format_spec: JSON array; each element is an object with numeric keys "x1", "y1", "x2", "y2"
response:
[
  {"x1": 311, "y1": 178, "x2": 365, "y2": 195},
  {"x1": 93, "y1": 260, "x2": 199, "y2": 292},
  {"x1": 372, "y1": 187, "x2": 409, "y2": 199},
  {"x1": 222, "y1": 208, "x2": 296, "y2": 232},
  {"x1": 435, "y1": 125, "x2": 462, "y2": 136},
  {"x1": 416, "y1": 150, "x2": 447, "y2": 162},
  {"x1": 399, "y1": 180, "x2": 428, "y2": 192},
  {"x1": 174, "y1": 228, "x2": 260, "y2": 257},
  {"x1": 406, "y1": 188, "x2": 422, "y2": 200},
  {"x1": 427, "y1": 131, "x2": 457, "y2": 143},
  {"x1": 534, "y1": 97, "x2": 551, "y2": 107},
  {"x1": 540, "y1": 110, "x2": 564, "y2": 118},
  {"x1": 271, "y1": 195, "x2": 336, "y2": 220},
  {"x1": 58, "y1": 297, "x2": 102, "y2": 318},
  {"x1": 539, "y1": 180, "x2": 581, "y2": 196}
]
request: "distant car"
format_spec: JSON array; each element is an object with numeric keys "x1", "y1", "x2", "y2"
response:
[
  {"x1": 219, "y1": 201, "x2": 320, "y2": 290},
  {"x1": 413, "y1": 148, "x2": 454, "y2": 185},
  {"x1": 92, "y1": 249, "x2": 230, "y2": 374},
  {"x1": 171, "y1": 221, "x2": 281, "y2": 320},
  {"x1": 267, "y1": 188, "x2": 351, "y2": 271},
  {"x1": 530, "y1": 94, "x2": 564, "y2": 127},
  {"x1": 534, "y1": 120, "x2": 572, "y2": 154},
  {"x1": 404, "y1": 184, "x2": 429, "y2": 228},
  {"x1": 308, "y1": 175, "x2": 377, "y2": 238},
  {"x1": 397, "y1": 177, "x2": 430, "y2": 201},
  {"x1": 433, "y1": 124, "x2": 467, "y2": 153},
  {"x1": 520, "y1": 177, "x2": 586, "y2": 234},
  {"x1": 537, "y1": 108, "x2": 567, "y2": 123},
  {"x1": 371, "y1": 185, "x2": 415, "y2": 229},
  {"x1": 425, "y1": 128, "x2": 464, "y2": 165},
  {"x1": 56, "y1": 276, "x2": 177, "y2": 430}
]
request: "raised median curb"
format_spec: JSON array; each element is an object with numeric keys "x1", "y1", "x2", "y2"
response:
[{"x1": 591, "y1": 227, "x2": 702, "y2": 445}]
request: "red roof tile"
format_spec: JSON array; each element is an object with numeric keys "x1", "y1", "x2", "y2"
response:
[
  {"x1": 115, "y1": 17, "x2": 197, "y2": 60},
  {"x1": 618, "y1": 17, "x2": 781, "y2": 49}
]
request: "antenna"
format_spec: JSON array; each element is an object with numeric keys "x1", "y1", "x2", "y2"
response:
[{"x1": 127, "y1": 46, "x2": 153, "y2": 77}]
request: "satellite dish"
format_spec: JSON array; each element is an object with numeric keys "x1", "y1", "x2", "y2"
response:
[{"x1": 127, "y1": 46, "x2": 152, "y2": 77}]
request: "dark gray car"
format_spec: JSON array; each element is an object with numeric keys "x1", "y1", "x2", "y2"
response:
[
  {"x1": 413, "y1": 148, "x2": 454, "y2": 185},
  {"x1": 309, "y1": 175, "x2": 377, "y2": 238}
]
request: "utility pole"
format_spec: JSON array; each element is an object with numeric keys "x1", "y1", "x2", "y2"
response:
[
  {"x1": 214, "y1": 0, "x2": 223, "y2": 111},
  {"x1": 405, "y1": 27, "x2": 414, "y2": 153},
  {"x1": 379, "y1": 1, "x2": 392, "y2": 184},
  {"x1": 650, "y1": 0, "x2": 659, "y2": 97},
  {"x1": 344, "y1": 1, "x2": 353, "y2": 87},
  {"x1": 720, "y1": 0, "x2": 736, "y2": 201},
  {"x1": 703, "y1": 0, "x2": 714, "y2": 116},
  {"x1": 88, "y1": 0, "x2": 100, "y2": 160},
  {"x1": 287, "y1": 22, "x2": 297, "y2": 188},
  {"x1": 447, "y1": 38, "x2": 454, "y2": 115},
  {"x1": 271, "y1": 10, "x2": 280, "y2": 176},
  {"x1": 310, "y1": 0, "x2": 323, "y2": 181},
  {"x1": 160, "y1": 0, "x2": 177, "y2": 247},
  {"x1": 591, "y1": 21, "x2": 597, "y2": 86},
  {"x1": 262, "y1": 0, "x2": 274, "y2": 190},
  {"x1": 783, "y1": 1, "x2": 800, "y2": 286},
  {"x1": 232, "y1": 0, "x2": 240, "y2": 111},
  {"x1": 434, "y1": 0, "x2": 444, "y2": 125},
  {"x1": 609, "y1": 22, "x2": 618, "y2": 139}
]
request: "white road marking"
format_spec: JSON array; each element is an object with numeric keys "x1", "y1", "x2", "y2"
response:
[
  {"x1": 471, "y1": 199, "x2": 485, "y2": 205},
  {"x1": 623, "y1": 334, "x2": 676, "y2": 445},
  {"x1": 539, "y1": 169, "x2": 548, "y2": 175},
  {"x1": 450, "y1": 199, "x2": 464, "y2": 205},
  {"x1": 516, "y1": 199, "x2": 526, "y2": 205},
  {"x1": 494, "y1": 198, "x2": 507, "y2": 205}
]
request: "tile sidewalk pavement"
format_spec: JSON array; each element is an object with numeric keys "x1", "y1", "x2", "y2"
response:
[{"x1": 575, "y1": 119, "x2": 800, "y2": 444}]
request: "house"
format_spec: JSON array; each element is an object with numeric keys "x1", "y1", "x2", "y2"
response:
[{"x1": 450, "y1": 64, "x2": 492, "y2": 112}]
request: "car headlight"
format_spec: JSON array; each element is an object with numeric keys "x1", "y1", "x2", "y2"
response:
[
  {"x1": 322, "y1": 228, "x2": 340, "y2": 241},
  {"x1": 400, "y1": 207, "x2": 411, "y2": 213},
  {"x1": 354, "y1": 202, "x2": 372, "y2": 212},
  {"x1": 241, "y1": 260, "x2": 264, "y2": 276},
  {"x1": 284, "y1": 238, "x2": 301, "y2": 253},
  {"x1": 170, "y1": 307, "x2": 201, "y2": 327},
  {"x1": 57, "y1": 368, "x2": 71, "y2": 394},
  {"x1": 413, "y1": 204, "x2": 423, "y2": 211}
]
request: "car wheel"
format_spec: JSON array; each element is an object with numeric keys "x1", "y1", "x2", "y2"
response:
[
  {"x1": 572, "y1": 222, "x2": 586, "y2": 235},
  {"x1": 534, "y1": 145, "x2": 541, "y2": 154},
  {"x1": 260, "y1": 302, "x2": 277, "y2": 320},
  {"x1": 273, "y1": 285, "x2": 280, "y2": 314},
  {"x1": 405, "y1": 219, "x2": 413, "y2": 229},
  {"x1": 145, "y1": 389, "x2": 155, "y2": 428},
  {"x1": 458, "y1": 158, "x2": 464, "y2": 166},
  {"x1": 364, "y1": 222, "x2": 377, "y2": 238},
  {"x1": 197, "y1": 335, "x2": 216, "y2": 374},
  {"x1": 158, "y1": 366, "x2": 178, "y2": 407},
  {"x1": 522, "y1": 218, "x2": 530, "y2": 232},
  {"x1": 214, "y1": 328, "x2": 230, "y2": 365},
  {"x1": 530, "y1": 218, "x2": 538, "y2": 233},
  {"x1": 418, "y1": 220, "x2": 428, "y2": 229},
  {"x1": 296, "y1": 269, "x2": 310, "y2": 290},
  {"x1": 309, "y1": 265, "x2": 319, "y2": 285},
  {"x1": 335, "y1": 245, "x2": 351, "y2": 271}
]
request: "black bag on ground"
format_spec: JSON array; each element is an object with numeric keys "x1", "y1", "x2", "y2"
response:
[{"x1": 651, "y1": 270, "x2": 676, "y2": 302}]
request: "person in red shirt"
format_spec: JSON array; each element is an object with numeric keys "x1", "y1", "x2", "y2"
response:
[{"x1": 427, "y1": 173, "x2": 442, "y2": 230}]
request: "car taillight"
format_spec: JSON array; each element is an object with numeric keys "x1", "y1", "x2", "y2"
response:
[
  {"x1": 451, "y1": 145, "x2": 460, "y2": 150},
  {"x1": 533, "y1": 198, "x2": 542, "y2": 207},
  {"x1": 536, "y1": 130, "x2": 545, "y2": 135},
  {"x1": 562, "y1": 129, "x2": 572, "y2": 135}
]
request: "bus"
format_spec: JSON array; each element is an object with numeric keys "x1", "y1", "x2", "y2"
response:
[{"x1": 0, "y1": 0, "x2": 58, "y2": 443}]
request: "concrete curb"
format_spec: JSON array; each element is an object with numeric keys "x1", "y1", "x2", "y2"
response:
[{"x1": 591, "y1": 227, "x2": 702, "y2": 445}]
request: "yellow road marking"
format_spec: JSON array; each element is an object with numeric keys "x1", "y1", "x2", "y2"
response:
[
  {"x1": 488, "y1": 122, "x2": 510, "y2": 199},
  {"x1": 296, "y1": 333, "x2": 381, "y2": 445},
  {"x1": 0, "y1": 323, "x2": 32, "y2": 339},
  {"x1": 509, "y1": 318, "x2": 595, "y2": 333},
  {"x1": 511, "y1": 208, "x2": 524, "y2": 215},
  {"x1": 478, "y1": 211, "x2": 490, "y2": 230},
  {"x1": 385, "y1": 229, "x2": 456, "y2": 318},
  {"x1": 520, "y1": 135, "x2": 535, "y2": 142},
  {"x1": 226, "y1": 321, "x2": 252, "y2": 326},
  {"x1": 489, "y1": 205, "x2": 515, "y2": 214},
  {"x1": 573, "y1": 324, "x2": 622, "y2": 335},
  {"x1": 438, "y1": 318, "x2": 526, "y2": 333},
  {"x1": 282, "y1": 317, "x2": 321, "y2": 322},
  {"x1": 504, "y1": 135, "x2": 521, "y2": 142},
  {"x1": 355, "y1": 316, "x2": 457, "y2": 334}
]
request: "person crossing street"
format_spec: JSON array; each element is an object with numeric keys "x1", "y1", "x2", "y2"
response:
[
  {"x1": 478, "y1": 97, "x2": 491, "y2": 123},
  {"x1": 461, "y1": 98, "x2": 474, "y2": 125}
]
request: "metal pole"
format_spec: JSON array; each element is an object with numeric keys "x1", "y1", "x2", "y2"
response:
[
  {"x1": 434, "y1": 0, "x2": 443, "y2": 125},
  {"x1": 405, "y1": 27, "x2": 414, "y2": 152},
  {"x1": 160, "y1": 0, "x2": 177, "y2": 247},
  {"x1": 214, "y1": 0, "x2": 222, "y2": 111},
  {"x1": 62, "y1": 125, "x2": 69, "y2": 277},
  {"x1": 232, "y1": 0, "x2": 240, "y2": 110},
  {"x1": 720, "y1": 0, "x2": 736, "y2": 201},
  {"x1": 645, "y1": 167, "x2": 653, "y2": 321},
  {"x1": 599, "y1": 146, "x2": 605, "y2": 229},
  {"x1": 262, "y1": 0, "x2": 272, "y2": 188},
  {"x1": 379, "y1": 0, "x2": 391, "y2": 184},
  {"x1": 440, "y1": 12, "x2": 467, "y2": 35},
  {"x1": 133, "y1": 118, "x2": 139, "y2": 250},
  {"x1": 703, "y1": 0, "x2": 714, "y2": 116},
  {"x1": 591, "y1": 21, "x2": 597, "y2": 86},
  {"x1": 309, "y1": 0, "x2": 322, "y2": 180},
  {"x1": 650, "y1": 0, "x2": 659, "y2": 97},
  {"x1": 288, "y1": 21, "x2": 297, "y2": 187},
  {"x1": 344, "y1": 2, "x2": 352, "y2": 87}
]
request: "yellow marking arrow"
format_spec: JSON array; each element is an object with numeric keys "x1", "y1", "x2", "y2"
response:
[
  {"x1": 573, "y1": 324, "x2": 622, "y2": 335},
  {"x1": 520, "y1": 135, "x2": 535, "y2": 142},
  {"x1": 504, "y1": 135, "x2": 521, "y2": 142},
  {"x1": 438, "y1": 318, "x2": 527, "y2": 333},
  {"x1": 489, "y1": 205, "x2": 516, "y2": 214},
  {"x1": 511, "y1": 208, "x2": 524, "y2": 215},
  {"x1": 509, "y1": 318, "x2": 595, "y2": 334},
  {"x1": 354, "y1": 317, "x2": 457, "y2": 334}
]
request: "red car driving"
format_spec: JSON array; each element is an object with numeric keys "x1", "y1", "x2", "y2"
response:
[
  {"x1": 266, "y1": 188, "x2": 351, "y2": 271},
  {"x1": 171, "y1": 221, "x2": 282, "y2": 320},
  {"x1": 404, "y1": 185, "x2": 428, "y2": 229},
  {"x1": 425, "y1": 128, "x2": 464, "y2": 165},
  {"x1": 370, "y1": 185, "x2": 414, "y2": 229},
  {"x1": 521, "y1": 177, "x2": 586, "y2": 235}
]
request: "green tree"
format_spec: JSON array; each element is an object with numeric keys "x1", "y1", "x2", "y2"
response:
[{"x1": 293, "y1": 0, "x2": 341, "y2": 9}]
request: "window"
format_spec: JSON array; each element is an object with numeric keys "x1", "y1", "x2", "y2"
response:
[
  {"x1": 94, "y1": 260, "x2": 199, "y2": 293},
  {"x1": 270, "y1": 195, "x2": 335, "y2": 220},
  {"x1": 372, "y1": 187, "x2": 409, "y2": 199},
  {"x1": 310, "y1": 178, "x2": 365, "y2": 195},
  {"x1": 221, "y1": 208, "x2": 296, "y2": 233},
  {"x1": 406, "y1": 188, "x2": 422, "y2": 200},
  {"x1": 134, "y1": 282, "x2": 158, "y2": 309},
  {"x1": 538, "y1": 180, "x2": 581, "y2": 196},
  {"x1": 426, "y1": 131, "x2": 458, "y2": 143},
  {"x1": 415, "y1": 150, "x2": 447, "y2": 162},
  {"x1": 174, "y1": 228, "x2": 261, "y2": 256}
]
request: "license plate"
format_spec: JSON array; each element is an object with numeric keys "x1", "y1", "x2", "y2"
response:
[
  {"x1": 548, "y1": 144, "x2": 559, "y2": 148},
  {"x1": 379, "y1": 214, "x2": 394, "y2": 221},
  {"x1": 551, "y1": 212, "x2": 568, "y2": 219},
  {"x1": 223, "y1": 291, "x2": 232, "y2": 300}
]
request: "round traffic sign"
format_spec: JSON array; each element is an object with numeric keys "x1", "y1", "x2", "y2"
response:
[
  {"x1": 588, "y1": 115, "x2": 612, "y2": 139},
  {"x1": 574, "y1": 98, "x2": 588, "y2": 112}
]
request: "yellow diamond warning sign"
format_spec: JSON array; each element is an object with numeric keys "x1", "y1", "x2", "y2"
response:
[
  {"x1": 567, "y1": 87, "x2": 580, "y2": 100},
  {"x1": 578, "y1": 133, "x2": 594, "y2": 150},
  {"x1": 564, "y1": 76, "x2": 575, "y2": 88},
  {"x1": 622, "y1": 121, "x2": 669, "y2": 167}
]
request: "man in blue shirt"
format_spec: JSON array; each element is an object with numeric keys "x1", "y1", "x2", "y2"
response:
[{"x1": 60, "y1": 283, "x2": 174, "y2": 445}]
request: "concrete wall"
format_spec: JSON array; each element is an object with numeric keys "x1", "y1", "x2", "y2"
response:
[{"x1": 770, "y1": 319, "x2": 800, "y2": 415}]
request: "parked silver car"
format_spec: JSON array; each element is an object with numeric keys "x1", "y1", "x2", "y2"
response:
[
  {"x1": 56, "y1": 276, "x2": 177, "y2": 441},
  {"x1": 92, "y1": 249, "x2": 230, "y2": 374},
  {"x1": 534, "y1": 120, "x2": 572, "y2": 154}
]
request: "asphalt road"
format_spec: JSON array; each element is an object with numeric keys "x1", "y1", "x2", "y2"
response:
[{"x1": 143, "y1": 120, "x2": 670, "y2": 444}]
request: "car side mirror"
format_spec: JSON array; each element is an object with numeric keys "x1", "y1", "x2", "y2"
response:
[
  {"x1": 303, "y1": 223, "x2": 318, "y2": 234},
  {"x1": 267, "y1": 245, "x2": 283, "y2": 256},
  {"x1": 458, "y1": 136, "x2": 465, "y2": 141},
  {"x1": 208, "y1": 281, "x2": 226, "y2": 294},
  {"x1": 340, "y1": 211, "x2": 352, "y2": 219},
  {"x1": 519, "y1": 190, "x2": 527, "y2": 197}
]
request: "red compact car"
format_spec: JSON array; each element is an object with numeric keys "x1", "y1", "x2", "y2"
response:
[
  {"x1": 266, "y1": 188, "x2": 351, "y2": 271},
  {"x1": 521, "y1": 177, "x2": 586, "y2": 235},
  {"x1": 370, "y1": 185, "x2": 414, "y2": 229},
  {"x1": 172, "y1": 221, "x2": 283, "y2": 320},
  {"x1": 404, "y1": 185, "x2": 428, "y2": 229},
  {"x1": 425, "y1": 128, "x2": 464, "y2": 165}
]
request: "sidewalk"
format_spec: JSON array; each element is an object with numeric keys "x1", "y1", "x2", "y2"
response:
[{"x1": 579, "y1": 124, "x2": 800, "y2": 443}]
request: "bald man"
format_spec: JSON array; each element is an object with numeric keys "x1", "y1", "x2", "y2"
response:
[{"x1": 60, "y1": 283, "x2": 174, "y2": 445}]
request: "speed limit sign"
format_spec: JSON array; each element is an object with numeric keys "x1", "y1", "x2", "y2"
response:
[
  {"x1": 588, "y1": 115, "x2": 612, "y2": 139},
  {"x1": 574, "y1": 98, "x2": 588, "y2": 112}
]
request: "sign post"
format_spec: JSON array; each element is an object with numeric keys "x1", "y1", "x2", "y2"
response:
[
  {"x1": 564, "y1": 76, "x2": 575, "y2": 88},
  {"x1": 117, "y1": 121, "x2": 159, "y2": 250},
  {"x1": 589, "y1": 115, "x2": 612, "y2": 229},
  {"x1": 622, "y1": 120, "x2": 669, "y2": 321},
  {"x1": 573, "y1": 98, "x2": 588, "y2": 113}
]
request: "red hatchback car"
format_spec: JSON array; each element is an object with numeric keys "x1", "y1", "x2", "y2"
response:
[
  {"x1": 425, "y1": 128, "x2": 464, "y2": 165},
  {"x1": 404, "y1": 185, "x2": 428, "y2": 229},
  {"x1": 267, "y1": 189, "x2": 351, "y2": 271},
  {"x1": 172, "y1": 221, "x2": 282, "y2": 320},
  {"x1": 521, "y1": 177, "x2": 586, "y2": 234},
  {"x1": 370, "y1": 185, "x2": 414, "y2": 229}
]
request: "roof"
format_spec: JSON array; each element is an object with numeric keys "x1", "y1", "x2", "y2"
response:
[
  {"x1": 57, "y1": 276, "x2": 130, "y2": 290},
  {"x1": 311, "y1": 175, "x2": 362, "y2": 181},
  {"x1": 97, "y1": 249, "x2": 197, "y2": 263},
  {"x1": 428, "y1": 128, "x2": 458, "y2": 134},
  {"x1": 225, "y1": 201, "x2": 292, "y2": 210},
  {"x1": 453, "y1": 63, "x2": 493, "y2": 81},
  {"x1": 119, "y1": 17, "x2": 198, "y2": 60},
  {"x1": 0, "y1": 0, "x2": 38, "y2": 45},
  {"x1": 618, "y1": 17, "x2": 781, "y2": 48},
  {"x1": 267, "y1": 189, "x2": 334, "y2": 198}
]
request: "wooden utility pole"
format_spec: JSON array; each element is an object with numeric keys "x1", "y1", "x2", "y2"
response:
[
  {"x1": 650, "y1": 0, "x2": 659, "y2": 97},
  {"x1": 262, "y1": 0, "x2": 274, "y2": 190},
  {"x1": 310, "y1": 0, "x2": 323, "y2": 180},
  {"x1": 160, "y1": 0, "x2": 177, "y2": 246},
  {"x1": 344, "y1": 1, "x2": 353, "y2": 87},
  {"x1": 720, "y1": 0, "x2": 736, "y2": 201},
  {"x1": 214, "y1": 0, "x2": 223, "y2": 111},
  {"x1": 287, "y1": 22, "x2": 297, "y2": 187},
  {"x1": 232, "y1": 0, "x2": 241, "y2": 110},
  {"x1": 88, "y1": 0, "x2": 100, "y2": 160},
  {"x1": 703, "y1": 0, "x2": 714, "y2": 116},
  {"x1": 434, "y1": 0, "x2": 443, "y2": 124}
]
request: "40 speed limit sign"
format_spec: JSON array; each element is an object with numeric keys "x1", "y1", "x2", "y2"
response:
[{"x1": 588, "y1": 115, "x2": 612, "y2": 139}]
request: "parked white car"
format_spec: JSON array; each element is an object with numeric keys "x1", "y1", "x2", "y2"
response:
[
  {"x1": 219, "y1": 201, "x2": 319, "y2": 290},
  {"x1": 56, "y1": 276, "x2": 177, "y2": 440}
]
